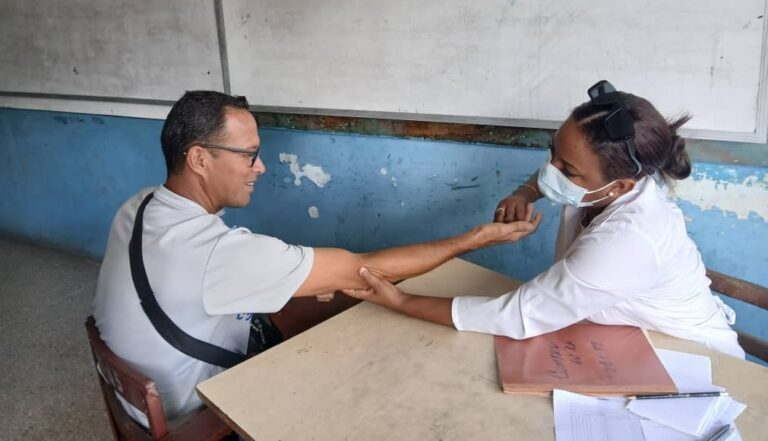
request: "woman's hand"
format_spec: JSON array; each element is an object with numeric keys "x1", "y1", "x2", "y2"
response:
[
  {"x1": 342, "y1": 267, "x2": 408, "y2": 311},
  {"x1": 471, "y1": 205, "x2": 542, "y2": 249},
  {"x1": 344, "y1": 267, "x2": 455, "y2": 327},
  {"x1": 495, "y1": 184, "x2": 540, "y2": 223}
]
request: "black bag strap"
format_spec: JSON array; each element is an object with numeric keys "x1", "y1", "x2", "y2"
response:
[{"x1": 129, "y1": 192, "x2": 246, "y2": 369}]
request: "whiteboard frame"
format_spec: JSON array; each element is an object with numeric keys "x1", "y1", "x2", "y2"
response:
[{"x1": 0, "y1": 1, "x2": 767, "y2": 144}]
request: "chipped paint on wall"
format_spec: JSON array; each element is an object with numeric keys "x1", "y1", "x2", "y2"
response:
[
  {"x1": 308, "y1": 206, "x2": 320, "y2": 219},
  {"x1": 255, "y1": 113, "x2": 767, "y2": 167},
  {"x1": 255, "y1": 112, "x2": 555, "y2": 150},
  {"x1": 674, "y1": 170, "x2": 768, "y2": 221},
  {"x1": 278, "y1": 153, "x2": 332, "y2": 188}
]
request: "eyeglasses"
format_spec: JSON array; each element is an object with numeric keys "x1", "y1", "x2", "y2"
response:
[
  {"x1": 192, "y1": 143, "x2": 261, "y2": 167},
  {"x1": 587, "y1": 80, "x2": 643, "y2": 176}
]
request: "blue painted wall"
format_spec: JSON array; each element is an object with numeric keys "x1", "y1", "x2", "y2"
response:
[{"x1": 1, "y1": 108, "x2": 766, "y2": 363}]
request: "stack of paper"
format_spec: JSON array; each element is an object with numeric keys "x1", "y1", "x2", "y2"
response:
[
  {"x1": 652, "y1": 349, "x2": 720, "y2": 393},
  {"x1": 626, "y1": 349, "x2": 746, "y2": 439},
  {"x1": 628, "y1": 395, "x2": 745, "y2": 439},
  {"x1": 637, "y1": 407, "x2": 745, "y2": 441},
  {"x1": 553, "y1": 389, "x2": 645, "y2": 441},
  {"x1": 553, "y1": 389, "x2": 744, "y2": 441},
  {"x1": 552, "y1": 349, "x2": 747, "y2": 441}
]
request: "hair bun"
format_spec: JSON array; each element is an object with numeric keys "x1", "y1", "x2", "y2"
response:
[{"x1": 661, "y1": 115, "x2": 692, "y2": 180}]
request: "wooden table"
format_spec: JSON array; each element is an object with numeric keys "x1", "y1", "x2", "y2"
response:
[{"x1": 197, "y1": 258, "x2": 768, "y2": 440}]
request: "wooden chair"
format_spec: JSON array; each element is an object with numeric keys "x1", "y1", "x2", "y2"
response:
[
  {"x1": 706, "y1": 269, "x2": 768, "y2": 362},
  {"x1": 85, "y1": 295, "x2": 357, "y2": 440},
  {"x1": 85, "y1": 316, "x2": 233, "y2": 441},
  {"x1": 269, "y1": 293, "x2": 360, "y2": 340}
]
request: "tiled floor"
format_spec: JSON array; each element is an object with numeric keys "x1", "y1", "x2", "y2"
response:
[{"x1": 0, "y1": 237, "x2": 111, "y2": 440}]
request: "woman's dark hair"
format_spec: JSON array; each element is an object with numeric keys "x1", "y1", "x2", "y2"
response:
[
  {"x1": 161, "y1": 90, "x2": 250, "y2": 175},
  {"x1": 570, "y1": 92, "x2": 691, "y2": 184}
]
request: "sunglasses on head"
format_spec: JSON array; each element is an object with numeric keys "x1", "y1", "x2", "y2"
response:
[{"x1": 587, "y1": 80, "x2": 643, "y2": 176}]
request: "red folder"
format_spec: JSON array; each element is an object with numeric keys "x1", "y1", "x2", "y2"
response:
[{"x1": 495, "y1": 323, "x2": 677, "y2": 396}]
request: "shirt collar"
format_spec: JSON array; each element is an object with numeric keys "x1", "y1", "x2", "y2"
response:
[{"x1": 154, "y1": 185, "x2": 226, "y2": 217}]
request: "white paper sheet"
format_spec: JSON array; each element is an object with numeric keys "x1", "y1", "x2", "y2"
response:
[
  {"x1": 640, "y1": 420, "x2": 742, "y2": 441},
  {"x1": 654, "y1": 349, "x2": 723, "y2": 393},
  {"x1": 553, "y1": 389, "x2": 645, "y2": 441},
  {"x1": 553, "y1": 389, "x2": 745, "y2": 441},
  {"x1": 627, "y1": 396, "x2": 724, "y2": 436}
]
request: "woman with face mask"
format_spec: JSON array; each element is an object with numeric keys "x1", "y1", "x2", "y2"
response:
[{"x1": 346, "y1": 81, "x2": 744, "y2": 358}]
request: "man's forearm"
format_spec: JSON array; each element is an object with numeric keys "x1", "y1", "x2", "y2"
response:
[
  {"x1": 360, "y1": 227, "x2": 483, "y2": 281},
  {"x1": 296, "y1": 218, "x2": 537, "y2": 296}
]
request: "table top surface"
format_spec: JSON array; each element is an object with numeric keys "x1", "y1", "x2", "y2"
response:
[{"x1": 197, "y1": 258, "x2": 768, "y2": 441}]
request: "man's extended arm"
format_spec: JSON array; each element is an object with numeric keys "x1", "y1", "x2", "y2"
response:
[{"x1": 294, "y1": 211, "x2": 540, "y2": 297}]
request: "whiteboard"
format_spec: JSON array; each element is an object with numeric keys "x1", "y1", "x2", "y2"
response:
[
  {"x1": 223, "y1": 0, "x2": 768, "y2": 142},
  {"x1": 1, "y1": 0, "x2": 767, "y2": 142},
  {"x1": 0, "y1": 0, "x2": 224, "y2": 105}
]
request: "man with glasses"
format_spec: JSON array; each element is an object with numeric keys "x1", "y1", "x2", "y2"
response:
[{"x1": 92, "y1": 90, "x2": 541, "y2": 427}]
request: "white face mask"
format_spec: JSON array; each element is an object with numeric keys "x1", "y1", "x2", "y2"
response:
[{"x1": 537, "y1": 161, "x2": 616, "y2": 208}]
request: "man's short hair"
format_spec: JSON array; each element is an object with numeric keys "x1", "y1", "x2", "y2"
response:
[{"x1": 161, "y1": 90, "x2": 250, "y2": 175}]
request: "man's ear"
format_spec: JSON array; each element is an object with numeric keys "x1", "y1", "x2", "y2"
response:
[{"x1": 185, "y1": 146, "x2": 208, "y2": 177}]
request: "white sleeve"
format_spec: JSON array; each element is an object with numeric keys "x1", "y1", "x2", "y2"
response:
[
  {"x1": 452, "y1": 224, "x2": 658, "y2": 339},
  {"x1": 202, "y1": 228, "x2": 314, "y2": 315}
]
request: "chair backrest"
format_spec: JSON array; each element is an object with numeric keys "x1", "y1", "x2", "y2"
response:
[
  {"x1": 85, "y1": 316, "x2": 169, "y2": 440},
  {"x1": 706, "y1": 269, "x2": 768, "y2": 362}
]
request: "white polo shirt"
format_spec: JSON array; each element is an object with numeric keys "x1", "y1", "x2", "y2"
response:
[
  {"x1": 93, "y1": 186, "x2": 314, "y2": 424},
  {"x1": 452, "y1": 177, "x2": 744, "y2": 358}
]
